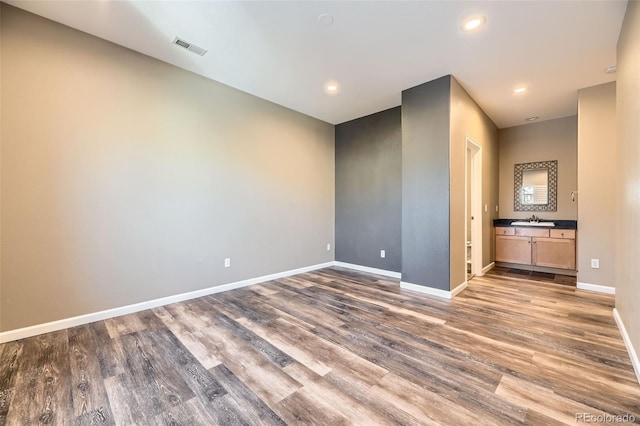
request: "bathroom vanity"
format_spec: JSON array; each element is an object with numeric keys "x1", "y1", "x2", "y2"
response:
[{"x1": 493, "y1": 219, "x2": 577, "y2": 272}]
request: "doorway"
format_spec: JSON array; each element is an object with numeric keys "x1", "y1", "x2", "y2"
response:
[{"x1": 465, "y1": 137, "x2": 482, "y2": 280}]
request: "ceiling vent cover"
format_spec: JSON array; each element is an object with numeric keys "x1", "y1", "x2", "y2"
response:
[{"x1": 172, "y1": 37, "x2": 207, "y2": 56}]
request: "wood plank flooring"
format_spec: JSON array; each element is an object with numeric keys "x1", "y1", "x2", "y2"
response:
[{"x1": 1, "y1": 267, "x2": 638, "y2": 425}]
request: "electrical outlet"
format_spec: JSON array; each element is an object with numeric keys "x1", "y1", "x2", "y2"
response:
[
  {"x1": 224, "y1": 258, "x2": 231, "y2": 268},
  {"x1": 484, "y1": 204, "x2": 488, "y2": 213},
  {"x1": 495, "y1": 205, "x2": 499, "y2": 212},
  {"x1": 380, "y1": 250, "x2": 386, "y2": 258},
  {"x1": 327, "y1": 243, "x2": 331, "y2": 251},
  {"x1": 591, "y1": 259, "x2": 600, "y2": 269}
]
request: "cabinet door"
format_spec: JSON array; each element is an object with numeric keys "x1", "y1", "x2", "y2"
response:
[
  {"x1": 495, "y1": 236, "x2": 532, "y2": 264},
  {"x1": 533, "y1": 238, "x2": 576, "y2": 270}
]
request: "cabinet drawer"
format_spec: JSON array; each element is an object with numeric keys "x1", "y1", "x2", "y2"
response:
[
  {"x1": 495, "y1": 227, "x2": 515, "y2": 236},
  {"x1": 550, "y1": 229, "x2": 576, "y2": 239},
  {"x1": 515, "y1": 227, "x2": 550, "y2": 238}
]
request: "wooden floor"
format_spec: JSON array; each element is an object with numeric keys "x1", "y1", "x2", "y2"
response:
[{"x1": 1, "y1": 267, "x2": 639, "y2": 425}]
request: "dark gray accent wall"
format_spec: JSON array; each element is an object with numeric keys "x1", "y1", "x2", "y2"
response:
[
  {"x1": 401, "y1": 76, "x2": 451, "y2": 290},
  {"x1": 335, "y1": 107, "x2": 402, "y2": 272}
]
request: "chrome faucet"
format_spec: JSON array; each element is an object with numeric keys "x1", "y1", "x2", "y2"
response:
[{"x1": 529, "y1": 214, "x2": 538, "y2": 222}]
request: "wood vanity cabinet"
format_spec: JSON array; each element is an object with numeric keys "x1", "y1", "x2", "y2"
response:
[{"x1": 495, "y1": 227, "x2": 576, "y2": 270}]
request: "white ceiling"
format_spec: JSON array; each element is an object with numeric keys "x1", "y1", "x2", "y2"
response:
[{"x1": 8, "y1": 0, "x2": 627, "y2": 128}]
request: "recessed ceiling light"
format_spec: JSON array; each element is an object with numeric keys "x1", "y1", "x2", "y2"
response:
[
  {"x1": 323, "y1": 80, "x2": 341, "y2": 96},
  {"x1": 318, "y1": 13, "x2": 334, "y2": 26},
  {"x1": 605, "y1": 65, "x2": 617, "y2": 73},
  {"x1": 525, "y1": 116, "x2": 539, "y2": 122},
  {"x1": 462, "y1": 16, "x2": 486, "y2": 32},
  {"x1": 514, "y1": 86, "x2": 528, "y2": 94}
]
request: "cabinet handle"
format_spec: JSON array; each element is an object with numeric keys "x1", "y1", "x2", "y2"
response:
[{"x1": 561, "y1": 232, "x2": 565, "y2": 237}]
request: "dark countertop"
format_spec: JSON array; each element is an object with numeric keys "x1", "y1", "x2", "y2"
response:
[{"x1": 493, "y1": 218, "x2": 577, "y2": 230}]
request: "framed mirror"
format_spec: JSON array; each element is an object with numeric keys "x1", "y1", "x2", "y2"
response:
[{"x1": 514, "y1": 160, "x2": 557, "y2": 212}]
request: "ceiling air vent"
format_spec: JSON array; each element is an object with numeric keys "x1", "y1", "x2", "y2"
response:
[{"x1": 172, "y1": 37, "x2": 207, "y2": 56}]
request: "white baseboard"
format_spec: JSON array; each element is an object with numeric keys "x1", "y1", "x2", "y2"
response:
[
  {"x1": 333, "y1": 261, "x2": 401, "y2": 279},
  {"x1": 452, "y1": 281, "x2": 468, "y2": 297},
  {"x1": 481, "y1": 262, "x2": 495, "y2": 276},
  {"x1": 400, "y1": 281, "x2": 467, "y2": 299},
  {"x1": 613, "y1": 308, "x2": 640, "y2": 385},
  {"x1": 336, "y1": 262, "x2": 469, "y2": 298},
  {"x1": 0, "y1": 261, "x2": 334, "y2": 343},
  {"x1": 577, "y1": 282, "x2": 616, "y2": 294}
]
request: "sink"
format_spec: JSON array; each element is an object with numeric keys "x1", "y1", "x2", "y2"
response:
[{"x1": 511, "y1": 221, "x2": 555, "y2": 227}]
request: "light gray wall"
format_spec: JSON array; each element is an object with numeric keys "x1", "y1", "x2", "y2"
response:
[
  {"x1": 401, "y1": 76, "x2": 451, "y2": 290},
  {"x1": 450, "y1": 77, "x2": 499, "y2": 286},
  {"x1": 577, "y1": 82, "x2": 616, "y2": 289},
  {"x1": 0, "y1": 5, "x2": 335, "y2": 332},
  {"x1": 615, "y1": 0, "x2": 640, "y2": 381},
  {"x1": 498, "y1": 116, "x2": 578, "y2": 220},
  {"x1": 335, "y1": 107, "x2": 401, "y2": 272}
]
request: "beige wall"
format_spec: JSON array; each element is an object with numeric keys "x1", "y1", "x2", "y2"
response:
[
  {"x1": 0, "y1": 4, "x2": 3, "y2": 325},
  {"x1": 0, "y1": 5, "x2": 335, "y2": 332},
  {"x1": 450, "y1": 77, "x2": 499, "y2": 289},
  {"x1": 499, "y1": 116, "x2": 578, "y2": 220},
  {"x1": 615, "y1": 0, "x2": 640, "y2": 381},
  {"x1": 577, "y1": 82, "x2": 616, "y2": 289}
]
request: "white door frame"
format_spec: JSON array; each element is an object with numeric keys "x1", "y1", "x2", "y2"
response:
[{"x1": 465, "y1": 137, "x2": 483, "y2": 278}]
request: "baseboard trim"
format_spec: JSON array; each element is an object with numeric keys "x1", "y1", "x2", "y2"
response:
[
  {"x1": 613, "y1": 308, "x2": 640, "y2": 385},
  {"x1": 480, "y1": 262, "x2": 495, "y2": 276},
  {"x1": 452, "y1": 281, "x2": 468, "y2": 297},
  {"x1": 0, "y1": 261, "x2": 334, "y2": 343},
  {"x1": 400, "y1": 281, "x2": 467, "y2": 299},
  {"x1": 333, "y1": 261, "x2": 401, "y2": 279},
  {"x1": 577, "y1": 282, "x2": 616, "y2": 294}
]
